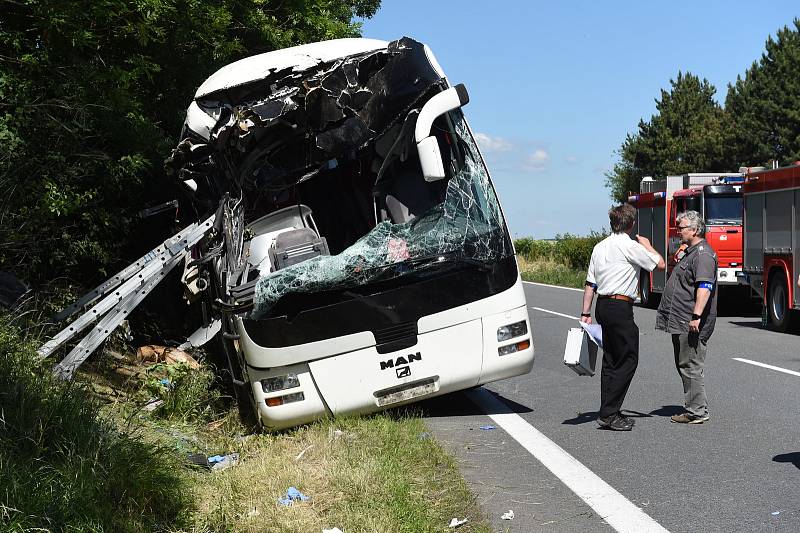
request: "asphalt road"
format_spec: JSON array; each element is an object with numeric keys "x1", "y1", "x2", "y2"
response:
[{"x1": 421, "y1": 281, "x2": 800, "y2": 533}]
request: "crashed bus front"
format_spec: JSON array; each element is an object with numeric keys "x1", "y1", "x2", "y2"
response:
[{"x1": 173, "y1": 37, "x2": 534, "y2": 430}]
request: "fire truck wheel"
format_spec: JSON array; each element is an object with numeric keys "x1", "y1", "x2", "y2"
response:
[
  {"x1": 767, "y1": 272, "x2": 794, "y2": 332},
  {"x1": 639, "y1": 269, "x2": 658, "y2": 308}
]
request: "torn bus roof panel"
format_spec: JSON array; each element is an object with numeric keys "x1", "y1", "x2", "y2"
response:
[
  {"x1": 177, "y1": 38, "x2": 445, "y2": 195},
  {"x1": 194, "y1": 38, "x2": 389, "y2": 99}
]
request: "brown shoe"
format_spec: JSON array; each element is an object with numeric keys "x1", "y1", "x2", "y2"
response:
[{"x1": 670, "y1": 413, "x2": 709, "y2": 424}]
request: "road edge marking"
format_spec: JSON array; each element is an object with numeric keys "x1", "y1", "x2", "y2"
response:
[
  {"x1": 465, "y1": 388, "x2": 670, "y2": 533},
  {"x1": 733, "y1": 357, "x2": 800, "y2": 377},
  {"x1": 531, "y1": 306, "x2": 580, "y2": 321},
  {"x1": 522, "y1": 280, "x2": 584, "y2": 292}
]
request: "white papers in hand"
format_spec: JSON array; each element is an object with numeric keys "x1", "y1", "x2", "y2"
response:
[{"x1": 578, "y1": 322, "x2": 603, "y2": 349}]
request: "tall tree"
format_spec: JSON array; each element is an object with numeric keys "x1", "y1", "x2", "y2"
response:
[
  {"x1": 606, "y1": 72, "x2": 732, "y2": 201},
  {"x1": 726, "y1": 19, "x2": 800, "y2": 167},
  {"x1": 0, "y1": 0, "x2": 380, "y2": 287}
]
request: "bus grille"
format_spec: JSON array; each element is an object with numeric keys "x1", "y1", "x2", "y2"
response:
[{"x1": 374, "y1": 322, "x2": 418, "y2": 354}]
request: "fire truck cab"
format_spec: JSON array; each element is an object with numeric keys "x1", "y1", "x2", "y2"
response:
[{"x1": 630, "y1": 173, "x2": 745, "y2": 306}]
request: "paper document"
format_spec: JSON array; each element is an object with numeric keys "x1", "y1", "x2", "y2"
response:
[{"x1": 578, "y1": 321, "x2": 603, "y2": 349}]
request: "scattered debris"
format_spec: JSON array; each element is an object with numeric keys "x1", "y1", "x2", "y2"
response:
[
  {"x1": 187, "y1": 453, "x2": 210, "y2": 468},
  {"x1": 418, "y1": 432, "x2": 431, "y2": 439},
  {"x1": 278, "y1": 487, "x2": 310, "y2": 506},
  {"x1": 159, "y1": 378, "x2": 173, "y2": 388},
  {"x1": 479, "y1": 425, "x2": 496, "y2": 431},
  {"x1": 186, "y1": 452, "x2": 239, "y2": 471},
  {"x1": 143, "y1": 399, "x2": 164, "y2": 411},
  {"x1": 323, "y1": 528, "x2": 344, "y2": 533},
  {"x1": 295, "y1": 445, "x2": 313, "y2": 461},
  {"x1": 136, "y1": 345, "x2": 200, "y2": 369},
  {"x1": 501, "y1": 510, "x2": 514, "y2": 520},
  {"x1": 772, "y1": 511, "x2": 781, "y2": 516},
  {"x1": 245, "y1": 507, "x2": 260, "y2": 518},
  {"x1": 208, "y1": 453, "x2": 239, "y2": 471},
  {"x1": 448, "y1": 517, "x2": 468, "y2": 528}
]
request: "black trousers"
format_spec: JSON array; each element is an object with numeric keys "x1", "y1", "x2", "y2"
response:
[{"x1": 595, "y1": 298, "x2": 639, "y2": 418}]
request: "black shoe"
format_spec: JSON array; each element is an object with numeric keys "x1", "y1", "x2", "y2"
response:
[{"x1": 597, "y1": 413, "x2": 633, "y2": 431}]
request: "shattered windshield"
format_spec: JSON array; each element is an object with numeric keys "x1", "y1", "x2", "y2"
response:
[{"x1": 250, "y1": 111, "x2": 511, "y2": 319}]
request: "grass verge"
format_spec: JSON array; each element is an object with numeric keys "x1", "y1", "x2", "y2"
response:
[
  {"x1": 517, "y1": 255, "x2": 586, "y2": 289},
  {"x1": 0, "y1": 317, "x2": 191, "y2": 532},
  {"x1": 1, "y1": 316, "x2": 489, "y2": 532}
]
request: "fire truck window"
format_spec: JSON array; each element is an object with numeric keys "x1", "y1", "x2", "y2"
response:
[{"x1": 705, "y1": 195, "x2": 742, "y2": 225}]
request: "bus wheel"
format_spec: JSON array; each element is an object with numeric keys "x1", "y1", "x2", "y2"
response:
[{"x1": 767, "y1": 273, "x2": 794, "y2": 332}]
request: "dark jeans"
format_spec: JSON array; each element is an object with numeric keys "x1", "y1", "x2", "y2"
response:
[{"x1": 595, "y1": 298, "x2": 639, "y2": 418}]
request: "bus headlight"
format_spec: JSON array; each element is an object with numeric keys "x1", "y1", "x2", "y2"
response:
[
  {"x1": 497, "y1": 320, "x2": 528, "y2": 342},
  {"x1": 261, "y1": 373, "x2": 300, "y2": 393}
]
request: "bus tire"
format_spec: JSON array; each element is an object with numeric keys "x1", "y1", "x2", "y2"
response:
[{"x1": 767, "y1": 272, "x2": 796, "y2": 332}]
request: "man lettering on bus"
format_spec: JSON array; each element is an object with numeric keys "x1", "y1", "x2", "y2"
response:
[
  {"x1": 580, "y1": 204, "x2": 665, "y2": 431},
  {"x1": 656, "y1": 210, "x2": 718, "y2": 424}
]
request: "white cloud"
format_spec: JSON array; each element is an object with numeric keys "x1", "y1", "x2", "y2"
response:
[
  {"x1": 523, "y1": 149, "x2": 550, "y2": 171},
  {"x1": 474, "y1": 132, "x2": 513, "y2": 152}
]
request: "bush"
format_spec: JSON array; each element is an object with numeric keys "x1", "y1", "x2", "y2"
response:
[
  {"x1": 514, "y1": 232, "x2": 606, "y2": 270},
  {"x1": 553, "y1": 231, "x2": 607, "y2": 270},
  {"x1": 0, "y1": 317, "x2": 191, "y2": 531}
]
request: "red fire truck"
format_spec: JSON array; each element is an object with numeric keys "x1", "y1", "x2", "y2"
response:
[
  {"x1": 629, "y1": 173, "x2": 745, "y2": 306},
  {"x1": 742, "y1": 164, "x2": 800, "y2": 331}
]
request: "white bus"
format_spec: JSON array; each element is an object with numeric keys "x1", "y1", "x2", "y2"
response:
[{"x1": 176, "y1": 37, "x2": 534, "y2": 430}]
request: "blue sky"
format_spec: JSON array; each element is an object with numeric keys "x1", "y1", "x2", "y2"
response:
[{"x1": 360, "y1": 2, "x2": 800, "y2": 238}]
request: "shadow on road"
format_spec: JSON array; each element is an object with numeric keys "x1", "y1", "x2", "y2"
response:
[
  {"x1": 648, "y1": 405, "x2": 685, "y2": 417},
  {"x1": 404, "y1": 388, "x2": 533, "y2": 420},
  {"x1": 773, "y1": 452, "x2": 800, "y2": 470},
  {"x1": 561, "y1": 407, "x2": 665, "y2": 425}
]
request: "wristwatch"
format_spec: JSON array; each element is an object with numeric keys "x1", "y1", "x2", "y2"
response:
[
  {"x1": 581, "y1": 313, "x2": 591, "y2": 318},
  {"x1": 691, "y1": 313, "x2": 701, "y2": 321}
]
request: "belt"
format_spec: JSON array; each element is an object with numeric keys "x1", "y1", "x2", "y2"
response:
[{"x1": 598, "y1": 294, "x2": 634, "y2": 303}]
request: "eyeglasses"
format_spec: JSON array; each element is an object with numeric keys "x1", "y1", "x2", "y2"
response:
[{"x1": 677, "y1": 225, "x2": 692, "y2": 231}]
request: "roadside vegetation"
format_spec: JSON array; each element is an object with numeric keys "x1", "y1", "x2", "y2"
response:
[
  {"x1": 0, "y1": 315, "x2": 489, "y2": 532},
  {"x1": 514, "y1": 233, "x2": 606, "y2": 288}
]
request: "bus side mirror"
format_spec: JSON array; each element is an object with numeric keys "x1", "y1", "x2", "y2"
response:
[{"x1": 415, "y1": 84, "x2": 469, "y2": 182}]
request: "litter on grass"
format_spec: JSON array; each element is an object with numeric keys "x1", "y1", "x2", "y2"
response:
[
  {"x1": 501, "y1": 510, "x2": 514, "y2": 520},
  {"x1": 278, "y1": 487, "x2": 310, "y2": 506},
  {"x1": 448, "y1": 517, "x2": 468, "y2": 528}
]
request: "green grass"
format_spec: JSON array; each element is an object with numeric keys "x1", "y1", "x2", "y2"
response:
[
  {"x1": 1, "y1": 315, "x2": 490, "y2": 532},
  {"x1": 0, "y1": 317, "x2": 191, "y2": 532},
  {"x1": 517, "y1": 256, "x2": 587, "y2": 289}
]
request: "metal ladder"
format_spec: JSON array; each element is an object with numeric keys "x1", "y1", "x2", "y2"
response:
[{"x1": 38, "y1": 215, "x2": 216, "y2": 379}]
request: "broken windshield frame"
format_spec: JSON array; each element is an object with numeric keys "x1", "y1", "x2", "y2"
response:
[{"x1": 249, "y1": 108, "x2": 513, "y2": 319}]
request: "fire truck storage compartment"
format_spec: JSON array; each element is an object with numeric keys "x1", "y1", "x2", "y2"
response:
[
  {"x1": 764, "y1": 190, "x2": 793, "y2": 254},
  {"x1": 744, "y1": 193, "x2": 764, "y2": 273},
  {"x1": 636, "y1": 204, "x2": 667, "y2": 291}
]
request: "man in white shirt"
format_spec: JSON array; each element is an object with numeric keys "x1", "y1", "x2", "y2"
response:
[{"x1": 580, "y1": 204, "x2": 665, "y2": 431}]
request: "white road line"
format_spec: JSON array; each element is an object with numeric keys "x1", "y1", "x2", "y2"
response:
[
  {"x1": 523, "y1": 280, "x2": 584, "y2": 292},
  {"x1": 733, "y1": 357, "x2": 800, "y2": 377},
  {"x1": 466, "y1": 387, "x2": 670, "y2": 533},
  {"x1": 531, "y1": 306, "x2": 580, "y2": 321}
]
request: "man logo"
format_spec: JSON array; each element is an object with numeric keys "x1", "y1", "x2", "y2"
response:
[
  {"x1": 396, "y1": 366, "x2": 411, "y2": 378},
  {"x1": 380, "y1": 352, "x2": 422, "y2": 370}
]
